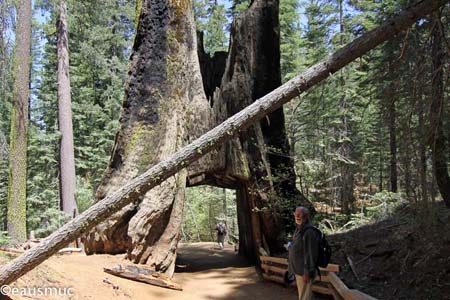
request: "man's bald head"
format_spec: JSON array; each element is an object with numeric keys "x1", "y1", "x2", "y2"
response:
[{"x1": 294, "y1": 206, "x2": 310, "y2": 225}]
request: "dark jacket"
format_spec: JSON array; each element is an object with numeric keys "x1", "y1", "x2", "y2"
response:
[{"x1": 288, "y1": 221, "x2": 320, "y2": 277}]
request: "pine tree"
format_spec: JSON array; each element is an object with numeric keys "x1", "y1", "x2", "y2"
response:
[
  {"x1": 7, "y1": 0, "x2": 32, "y2": 242},
  {"x1": 0, "y1": 0, "x2": 14, "y2": 231},
  {"x1": 27, "y1": 0, "x2": 135, "y2": 236},
  {"x1": 204, "y1": 1, "x2": 227, "y2": 54},
  {"x1": 193, "y1": 0, "x2": 228, "y2": 54},
  {"x1": 57, "y1": 0, "x2": 77, "y2": 217},
  {"x1": 279, "y1": 0, "x2": 303, "y2": 82}
]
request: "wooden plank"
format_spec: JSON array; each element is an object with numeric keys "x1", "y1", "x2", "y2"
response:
[
  {"x1": 317, "y1": 273, "x2": 330, "y2": 283},
  {"x1": 322, "y1": 264, "x2": 340, "y2": 273},
  {"x1": 332, "y1": 288, "x2": 345, "y2": 300},
  {"x1": 104, "y1": 265, "x2": 182, "y2": 291},
  {"x1": 260, "y1": 256, "x2": 288, "y2": 265},
  {"x1": 327, "y1": 273, "x2": 380, "y2": 300},
  {"x1": 259, "y1": 256, "x2": 339, "y2": 273},
  {"x1": 312, "y1": 284, "x2": 333, "y2": 295},
  {"x1": 261, "y1": 264, "x2": 286, "y2": 275},
  {"x1": 328, "y1": 272, "x2": 350, "y2": 299}
]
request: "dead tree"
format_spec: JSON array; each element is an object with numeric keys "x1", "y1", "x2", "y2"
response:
[{"x1": 0, "y1": 0, "x2": 447, "y2": 286}]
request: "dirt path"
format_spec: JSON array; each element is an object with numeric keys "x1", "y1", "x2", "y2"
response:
[{"x1": 2, "y1": 242, "x2": 297, "y2": 300}]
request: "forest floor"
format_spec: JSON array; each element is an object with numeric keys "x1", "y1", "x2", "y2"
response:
[
  {"x1": 329, "y1": 201, "x2": 450, "y2": 300},
  {"x1": 0, "y1": 242, "x2": 298, "y2": 300}
]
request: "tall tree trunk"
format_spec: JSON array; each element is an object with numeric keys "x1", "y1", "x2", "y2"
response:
[
  {"x1": 418, "y1": 82, "x2": 428, "y2": 204},
  {"x1": 210, "y1": 0, "x2": 310, "y2": 257},
  {"x1": 83, "y1": 0, "x2": 215, "y2": 276},
  {"x1": 196, "y1": 0, "x2": 309, "y2": 257},
  {"x1": 7, "y1": 0, "x2": 31, "y2": 243},
  {"x1": 430, "y1": 12, "x2": 450, "y2": 206},
  {"x1": 186, "y1": 202, "x2": 201, "y2": 242},
  {"x1": 1, "y1": 0, "x2": 445, "y2": 285},
  {"x1": 378, "y1": 110, "x2": 383, "y2": 192},
  {"x1": 388, "y1": 94, "x2": 398, "y2": 193},
  {"x1": 336, "y1": 0, "x2": 355, "y2": 215},
  {"x1": 222, "y1": 188, "x2": 227, "y2": 218},
  {"x1": 57, "y1": 0, "x2": 77, "y2": 218}
]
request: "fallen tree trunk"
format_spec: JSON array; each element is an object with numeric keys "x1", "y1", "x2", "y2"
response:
[{"x1": 0, "y1": 0, "x2": 447, "y2": 286}]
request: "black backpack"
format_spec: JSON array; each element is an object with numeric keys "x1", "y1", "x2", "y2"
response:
[
  {"x1": 304, "y1": 227, "x2": 332, "y2": 268},
  {"x1": 218, "y1": 223, "x2": 226, "y2": 234}
]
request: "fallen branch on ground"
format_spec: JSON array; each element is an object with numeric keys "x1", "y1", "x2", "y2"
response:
[
  {"x1": 104, "y1": 265, "x2": 182, "y2": 291},
  {"x1": 102, "y1": 277, "x2": 119, "y2": 289},
  {"x1": 58, "y1": 248, "x2": 83, "y2": 254},
  {"x1": 0, "y1": 247, "x2": 25, "y2": 254},
  {"x1": 346, "y1": 255, "x2": 360, "y2": 282}
]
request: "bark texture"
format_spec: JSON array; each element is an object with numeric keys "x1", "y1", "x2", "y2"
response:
[
  {"x1": 57, "y1": 0, "x2": 77, "y2": 217},
  {"x1": 430, "y1": 12, "x2": 450, "y2": 207},
  {"x1": 7, "y1": 0, "x2": 31, "y2": 243},
  {"x1": 82, "y1": 0, "x2": 215, "y2": 275},
  {"x1": 210, "y1": 0, "x2": 309, "y2": 256},
  {"x1": 0, "y1": 0, "x2": 446, "y2": 286}
]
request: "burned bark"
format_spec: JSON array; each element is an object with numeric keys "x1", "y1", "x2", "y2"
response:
[
  {"x1": 197, "y1": 31, "x2": 227, "y2": 104},
  {"x1": 83, "y1": 0, "x2": 215, "y2": 275},
  {"x1": 211, "y1": 0, "x2": 308, "y2": 256}
]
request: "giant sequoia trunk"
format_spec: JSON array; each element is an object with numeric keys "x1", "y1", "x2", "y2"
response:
[
  {"x1": 209, "y1": 0, "x2": 309, "y2": 256},
  {"x1": 82, "y1": 0, "x2": 215, "y2": 275},
  {"x1": 85, "y1": 0, "x2": 308, "y2": 265}
]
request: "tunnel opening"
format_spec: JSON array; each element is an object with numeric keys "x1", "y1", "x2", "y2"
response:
[{"x1": 175, "y1": 185, "x2": 253, "y2": 273}]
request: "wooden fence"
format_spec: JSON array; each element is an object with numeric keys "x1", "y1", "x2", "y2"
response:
[{"x1": 260, "y1": 256, "x2": 378, "y2": 300}]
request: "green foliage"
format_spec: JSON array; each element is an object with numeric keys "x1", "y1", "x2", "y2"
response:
[
  {"x1": 182, "y1": 186, "x2": 238, "y2": 243},
  {"x1": 193, "y1": 0, "x2": 228, "y2": 55},
  {"x1": 227, "y1": 0, "x2": 250, "y2": 18},
  {"x1": 280, "y1": 0, "x2": 303, "y2": 82},
  {"x1": 364, "y1": 192, "x2": 406, "y2": 219},
  {"x1": 22, "y1": 0, "x2": 136, "y2": 237},
  {"x1": 76, "y1": 176, "x2": 94, "y2": 213},
  {"x1": 0, "y1": 231, "x2": 10, "y2": 246},
  {"x1": 315, "y1": 192, "x2": 406, "y2": 235}
]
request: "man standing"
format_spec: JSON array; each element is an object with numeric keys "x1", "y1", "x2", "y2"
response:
[
  {"x1": 215, "y1": 221, "x2": 227, "y2": 249},
  {"x1": 288, "y1": 206, "x2": 320, "y2": 300}
]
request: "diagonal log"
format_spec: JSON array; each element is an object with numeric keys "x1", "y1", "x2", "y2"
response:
[{"x1": 0, "y1": 0, "x2": 447, "y2": 286}]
